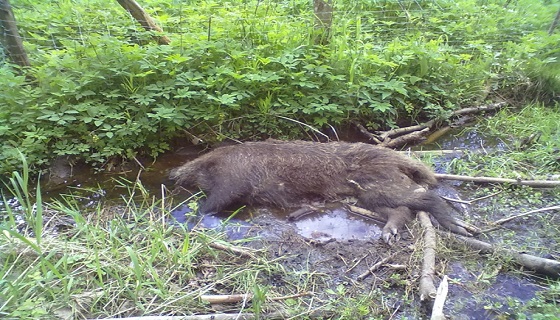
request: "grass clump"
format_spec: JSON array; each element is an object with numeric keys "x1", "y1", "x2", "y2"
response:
[
  {"x1": 0, "y1": 168, "x2": 284, "y2": 319},
  {"x1": 446, "y1": 103, "x2": 560, "y2": 180}
]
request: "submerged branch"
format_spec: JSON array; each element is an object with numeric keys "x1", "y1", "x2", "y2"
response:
[{"x1": 435, "y1": 173, "x2": 560, "y2": 187}]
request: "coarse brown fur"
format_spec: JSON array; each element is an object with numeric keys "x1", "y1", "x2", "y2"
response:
[{"x1": 170, "y1": 140, "x2": 476, "y2": 240}]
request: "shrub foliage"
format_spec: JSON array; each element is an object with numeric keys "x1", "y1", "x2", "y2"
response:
[{"x1": 1, "y1": 0, "x2": 559, "y2": 173}]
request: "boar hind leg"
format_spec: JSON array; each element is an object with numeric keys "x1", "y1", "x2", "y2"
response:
[
  {"x1": 377, "y1": 206, "x2": 413, "y2": 245},
  {"x1": 409, "y1": 192, "x2": 480, "y2": 236}
]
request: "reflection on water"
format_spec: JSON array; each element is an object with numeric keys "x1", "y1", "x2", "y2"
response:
[{"x1": 294, "y1": 207, "x2": 382, "y2": 241}]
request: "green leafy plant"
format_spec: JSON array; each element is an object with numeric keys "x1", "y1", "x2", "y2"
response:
[{"x1": 1, "y1": 0, "x2": 558, "y2": 174}]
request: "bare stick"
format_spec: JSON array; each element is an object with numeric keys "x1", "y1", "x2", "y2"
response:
[
  {"x1": 443, "y1": 232, "x2": 560, "y2": 277},
  {"x1": 493, "y1": 205, "x2": 560, "y2": 226},
  {"x1": 435, "y1": 173, "x2": 560, "y2": 187},
  {"x1": 403, "y1": 150, "x2": 465, "y2": 156},
  {"x1": 347, "y1": 205, "x2": 387, "y2": 224},
  {"x1": 431, "y1": 275, "x2": 448, "y2": 320},
  {"x1": 417, "y1": 211, "x2": 437, "y2": 302},
  {"x1": 208, "y1": 242, "x2": 256, "y2": 259},
  {"x1": 201, "y1": 294, "x2": 252, "y2": 304}
]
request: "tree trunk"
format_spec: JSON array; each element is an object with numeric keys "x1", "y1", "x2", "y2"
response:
[
  {"x1": 115, "y1": 0, "x2": 171, "y2": 45},
  {"x1": 0, "y1": 0, "x2": 30, "y2": 67},
  {"x1": 549, "y1": 7, "x2": 560, "y2": 35}
]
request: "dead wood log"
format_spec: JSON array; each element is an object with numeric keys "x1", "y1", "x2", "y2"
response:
[
  {"x1": 434, "y1": 173, "x2": 560, "y2": 187},
  {"x1": 287, "y1": 205, "x2": 320, "y2": 220},
  {"x1": 444, "y1": 233, "x2": 560, "y2": 278},
  {"x1": 418, "y1": 211, "x2": 437, "y2": 302}
]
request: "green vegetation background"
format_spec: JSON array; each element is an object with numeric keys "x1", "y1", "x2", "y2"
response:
[{"x1": 1, "y1": 0, "x2": 559, "y2": 174}]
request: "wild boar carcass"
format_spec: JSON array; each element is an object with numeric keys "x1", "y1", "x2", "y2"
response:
[{"x1": 170, "y1": 140, "x2": 476, "y2": 242}]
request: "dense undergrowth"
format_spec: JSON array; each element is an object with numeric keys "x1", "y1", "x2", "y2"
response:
[{"x1": 1, "y1": 0, "x2": 559, "y2": 174}]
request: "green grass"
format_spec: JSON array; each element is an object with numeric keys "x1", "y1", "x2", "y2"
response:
[
  {"x1": 446, "y1": 103, "x2": 560, "y2": 180},
  {"x1": 0, "y1": 170, "x2": 279, "y2": 318}
]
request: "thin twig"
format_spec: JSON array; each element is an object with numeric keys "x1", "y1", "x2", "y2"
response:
[
  {"x1": 493, "y1": 205, "x2": 560, "y2": 226},
  {"x1": 357, "y1": 251, "x2": 400, "y2": 281},
  {"x1": 269, "y1": 292, "x2": 313, "y2": 301}
]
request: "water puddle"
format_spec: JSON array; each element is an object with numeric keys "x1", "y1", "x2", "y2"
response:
[{"x1": 294, "y1": 207, "x2": 382, "y2": 241}]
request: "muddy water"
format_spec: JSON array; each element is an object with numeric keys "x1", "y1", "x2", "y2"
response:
[{"x1": 2, "y1": 132, "x2": 555, "y2": 318}]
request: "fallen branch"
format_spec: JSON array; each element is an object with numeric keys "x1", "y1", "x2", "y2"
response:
[
  {"x1": 364, "y1": 102, "x2": 508, "y2": 145},
  {"x1": 430, "y1": 275, "x2": 448, "y2": 320},
  {"x1": 405, "y1": 150, "x2": 465, "y2": 156},
  {"x1": 444, "y1": 232, "x2": 560, "y2": 278},
  {"x1": 418, "y1": 211, "x2": 437, "y2": 302},
  {"x1": 378, "y1": 124, "x2": 429, "y2": 140},
  {"x1": 352, "y1": 121, "x2": 382, "y2": 144},
  {"x1": 381, "y1": 127, "x2": 430, "y2": 148},
  {"x1": 435, "y1": 173, "x2": 560, "y2": 187},
  {"x1": 287, "y1": 205, "x2": 320, "y2": 221},
  {"x1": 450, "y1": 102, "x2": 507, "y2": 117}
]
